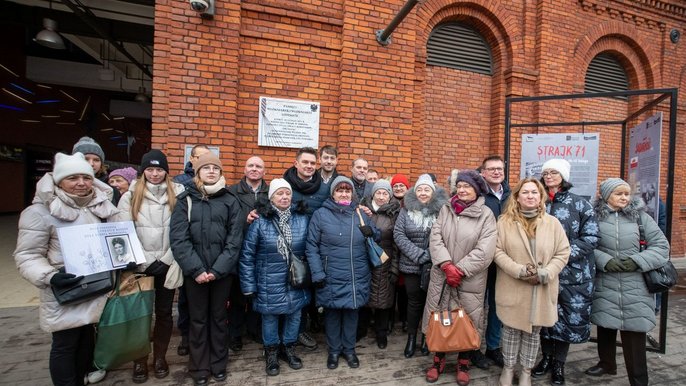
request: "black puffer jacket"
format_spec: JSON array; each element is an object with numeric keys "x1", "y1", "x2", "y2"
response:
[
  {"x1": 170, "y1": 184, "x2": 244, "y2": 280},
  {"x1": 394, "y1": 188, "x2": 448, "y2": 275},
  {"x1": 362, "y1": 198, "x2": 400, "y2": 309},
  {"x1": 227, "y1": 177, "x2": 269, "y2": 232}
]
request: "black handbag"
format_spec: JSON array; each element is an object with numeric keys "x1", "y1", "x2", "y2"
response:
[
  {"x1": 637, "y1": 215, "x2": 678, "y2": 294},
  {"x1": 419, "y1": 261, "x2": 432, "y2": 292},
  {"x1": 52, "y1": 270, "x2": 115, "y2": 305},
  {"x1": 272, "y1": 219, "x2": 311, "y2": 289}
]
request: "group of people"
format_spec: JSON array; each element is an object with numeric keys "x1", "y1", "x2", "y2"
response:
[{"x1": 13, "y1": 138, "x2": 671, "y2": 386}]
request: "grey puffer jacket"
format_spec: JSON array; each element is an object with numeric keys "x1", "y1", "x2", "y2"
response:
[
  {"x1": 393, "y1": 188, "x2": 448, "y2": 275},
  {"x1": 591, "y1": 197, "x2": 670, "y2": 332},
  {"x1": 14, "y1": 174, "x2": 119, "y2": 332}
]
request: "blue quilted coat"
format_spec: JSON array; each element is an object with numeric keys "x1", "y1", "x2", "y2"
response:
[
  {"x1": 239, "y1": 205, "x2": 311, "y2": 315},
  {"x1": 541, "y1": 190, "x2": 599, "y2": 343},
  {"x1": 306, "y1": 199, "x2": 378, "y2": 310}
]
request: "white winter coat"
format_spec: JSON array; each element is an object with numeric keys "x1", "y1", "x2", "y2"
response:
[
  {"x1": 114, "y1": 180, "x2": 185, "y2": 269},
  {"x1": 14, "y1": 174, "x2": 119, "y2": 333}
]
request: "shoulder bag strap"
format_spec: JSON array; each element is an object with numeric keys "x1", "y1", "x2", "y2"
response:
[{"x1": 637, "y1": 215, "x2": 647, "y2": 252}]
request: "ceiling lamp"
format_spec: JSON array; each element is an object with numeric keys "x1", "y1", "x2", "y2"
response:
[
  {"x1": 34, "y1": 18, "x2": 65, "y2": 50},
  {"x1": 134, "y1": 86, "x2": 150, "y2": 103}
]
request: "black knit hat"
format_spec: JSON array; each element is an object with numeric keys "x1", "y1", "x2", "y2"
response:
[{"x1": 139, "y1": 149, "x2": 169, "y2": 173}]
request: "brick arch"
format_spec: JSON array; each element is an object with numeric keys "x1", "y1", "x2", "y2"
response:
[
  {"x1": 411, "y1": 1, "x2": 518, "y2": 176},
  {"x1": 572, "y1": 21, "x2": 660, "y2": 91}
]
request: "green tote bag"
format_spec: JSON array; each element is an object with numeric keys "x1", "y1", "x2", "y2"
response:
[{"x1": 93, "y1": 272, "x2": 155, "y2": 370}]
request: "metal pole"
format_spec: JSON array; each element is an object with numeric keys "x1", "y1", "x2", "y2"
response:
[
  {"x1": 376, "y1": 0, "x2": 419, "y2": 46},
  {"x1": 504, "y1": 98, "x2": 511, "y2": 178}
]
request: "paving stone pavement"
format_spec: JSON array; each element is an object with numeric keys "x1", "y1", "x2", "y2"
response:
[{"x1": 1, "y1": 286, "x2": 686, "y2": 386}]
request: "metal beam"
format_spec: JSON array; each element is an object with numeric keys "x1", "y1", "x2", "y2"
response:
[{"x1": 58, "y1": 0, "x2": 152, "y2": 78}]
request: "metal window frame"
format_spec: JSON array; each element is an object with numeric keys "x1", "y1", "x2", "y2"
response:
[{"x1": 504, "y1": 88, "x2": 678, "y2": 354}]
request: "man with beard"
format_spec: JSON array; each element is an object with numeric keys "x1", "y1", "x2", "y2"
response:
[
  {"x1": 226, "y1": 156, "x2": 269, "y2": 350},
  {"x1": 318, "y1": 145, "x2": 339, "y2": 185}
]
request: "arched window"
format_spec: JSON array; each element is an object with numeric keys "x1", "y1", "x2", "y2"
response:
[
  {"x1": 427, "y1": 23, "x2": 492, "y2": 75},
  {"x1": 585, "y1": 53, "x2": 629, "y2": 97}
]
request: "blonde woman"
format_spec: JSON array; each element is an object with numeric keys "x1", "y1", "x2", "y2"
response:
[
  {"x1": 494, "y1": 178, "x2": 570, "y2": 386},
  {"x1": 115, "y1": 150, "x2": 184, "y2": 383}
]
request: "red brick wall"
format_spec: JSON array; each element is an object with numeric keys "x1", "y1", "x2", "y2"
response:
[{"x1": 151, "y1": 0, "x2": 686, "y2": 255}]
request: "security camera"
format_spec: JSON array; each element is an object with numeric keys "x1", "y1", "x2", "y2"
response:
[{"x1": 189, "y1": 0, "x2": 214, "y2": 18}]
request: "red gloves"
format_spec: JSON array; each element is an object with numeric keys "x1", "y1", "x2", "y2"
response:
[{"x1": 441, "y1": 262, "x2": 465, "y2": 287}]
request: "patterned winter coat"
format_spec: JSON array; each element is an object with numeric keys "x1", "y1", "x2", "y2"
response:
[
  {"x1": 541, "y1": 189, "x2": 599, "y2": 343},
  {"x1": 394, "y1": 188, "x2": 448, "y2": 275},
  {"x1": 361, "y1": 198, "x2": 401, "y2": 310},
  {"x1": 306, "y1": 199, "x2": 379, "y2": 309},
  {"x1": 591, "y1": 197, "x2": 670, "y2": 332},
  {"x1": 239, "y1": 204, "x2": 311, "y2": 315}
]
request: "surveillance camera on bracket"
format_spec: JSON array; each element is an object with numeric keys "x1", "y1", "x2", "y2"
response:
[{"x1": 189, "y1": 0, "x2": 215, "y2": 19}]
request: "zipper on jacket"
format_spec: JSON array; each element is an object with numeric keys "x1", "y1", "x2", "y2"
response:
[
  {"x1": 614, "y1": 212, "x2": 624, "y2": 330},
  {"x1": 350, "y1": 212, "x2": 357, "y2": 309}
]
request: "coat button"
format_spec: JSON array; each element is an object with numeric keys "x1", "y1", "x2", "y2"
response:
[{"x1": 538, "y1": 262, "x2": 543, "y2": 266}]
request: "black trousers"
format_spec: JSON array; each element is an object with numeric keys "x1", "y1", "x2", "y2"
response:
[
  {"x1": 185, "y1": 275, "x2": 232, "y2": 379},
  {"x1": 50, "y1": 324, "x2": 95, "y2": 386},
  {"x1": 228, "y1": 275, "x2": 261, "y2": 340},
  {"x1": 151, "y1": 272, "x2": 175, "y2": 359},
  {"x1": 596, "y1": 326, "x2": 648, "y2": 386},
  {"x1": 540, "y1": 337, "x2": 570, "y2": 363},
  {"x1": 404, "y1": 273, "x2": 426, "y2": 334},
  {"x1": 177, "y1": 284, "x2": 189, "y2": 336},
  {"x1": 374, "y1": 308, "x2": 391, "y2": 337}
]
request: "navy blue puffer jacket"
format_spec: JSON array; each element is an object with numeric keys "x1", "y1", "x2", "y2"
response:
[
  {"x1": 306, "y1": 199, "x2": 378, "y2": 309},
  {"x1": 239, "y1": 204, "x2": 311, "y2": 315}
]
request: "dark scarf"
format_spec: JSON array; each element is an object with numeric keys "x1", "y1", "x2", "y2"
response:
[
  {"x1": 450, "y1": 195, "x2": 476, "y2": 215},
  {"x1": 283, "y1": 166, "x2": 322, "y2": 195}
]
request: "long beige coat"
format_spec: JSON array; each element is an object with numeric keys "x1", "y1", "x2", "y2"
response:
[
  {"x1": 421, "y1": 197, "x2": 497, "y2": 335},
  {"x1": 14, "y1": 174, "x2": 119, "y2": 333},
  {"x1": 494, "y1": 214, "x2": 570, "y2": 333}
]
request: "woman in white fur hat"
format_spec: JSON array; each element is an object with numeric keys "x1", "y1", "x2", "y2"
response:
[
  {"x1": 239, "y1": 178, "x2": 311, "y2": 376},
  {"x1": 14, "y1": 152, "x2": 119, "y2": 386}
]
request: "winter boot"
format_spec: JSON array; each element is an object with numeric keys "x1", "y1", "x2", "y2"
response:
[
  {"x1": 403, "y1": 334, "x2": 416, "y2": 358},
  {"x1": 519, "y1": 367, "x2": 532, "y2": 386},
  {"x1": 499, "y1": 366, "x2": 514, "y2": 386},
  {"x1": 551, "y1": 360, "x2": 565, "y2": 385},
  {"x1": 279, "y1": 343, "x2": 303, "y2": 370},
  {"x1": 456, "y1": 358, "x2": 470, "y2": 386},
  {"x1": 532, "y1": 354, "x2": 552, "y2": 377},
  {"x1": 265, "y1": 346, "x2": 280, "y2": 376},
  {"x1": 419, "y1": 333, "x2": 429, "y2": 356},
  {"x1": 425, "y1": 354, "x2": 446, "y2": 383}
]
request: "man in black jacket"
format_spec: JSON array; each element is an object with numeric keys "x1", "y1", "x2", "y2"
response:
[
  {"x1": 226, "y1": 156, "x2": 269, "y2": 350},
  {"x1": 476, "y1": 155, "x2": 511, "y2": 369}
]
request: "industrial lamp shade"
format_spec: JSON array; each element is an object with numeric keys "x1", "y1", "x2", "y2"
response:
[
  {"x1": 134, "y1": 86, "x2": 150, "y2": 103},
  {"x1": 34, "y1": 18, "x2": 65, "y2": 49}
]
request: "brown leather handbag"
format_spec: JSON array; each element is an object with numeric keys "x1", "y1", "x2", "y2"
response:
[{"x1": 425, "y1": 281, "x2": 481, "y2": 353}]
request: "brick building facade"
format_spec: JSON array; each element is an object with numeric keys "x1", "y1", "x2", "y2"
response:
[{"x1": 151, "y1": 0, "x2": 686, "y2": 256}]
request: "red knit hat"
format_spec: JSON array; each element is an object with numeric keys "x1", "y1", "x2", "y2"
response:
[{"x1": 391, "y1": 174, "x2": 410, "y2": 188}]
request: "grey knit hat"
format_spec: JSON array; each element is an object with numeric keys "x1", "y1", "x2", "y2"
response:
[
  {"x1": 372, "y1": 179, "x2": 392, "y2": 196},
  {"x1": 599, "y1": 178, "x2": 630, "y2": 201},
  {"x1": 72, "y1": 136, "x2": 105, "y2": 162},
  {"x1": 330, "y1": 175, "x2": 356, "y2": 197}
]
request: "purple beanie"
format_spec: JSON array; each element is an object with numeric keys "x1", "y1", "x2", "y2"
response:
[
  {"x1": 109, "y1": 167, "x2": 138, "y2": 184},
  {"x1": 455, "y1": 170, "x2": 489, "y2": 197}
]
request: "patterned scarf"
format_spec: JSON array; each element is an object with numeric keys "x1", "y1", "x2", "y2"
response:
[{"x1": 273, "y1": 204, "x2": 292, "y2": 260}]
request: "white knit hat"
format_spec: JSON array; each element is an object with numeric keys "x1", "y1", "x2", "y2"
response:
[
  {"x1": 541, "y1": 158, "x2": 571, "y2": 182},
  {"x1": 414, "y1": 173, "x2": 435, "y2": 191},
  {"x1": 52, "y1": 152, "x2": 95, "y2": 183},
  {"x1": 268, "y1": 178, "x2": 291, "y2": 199}
]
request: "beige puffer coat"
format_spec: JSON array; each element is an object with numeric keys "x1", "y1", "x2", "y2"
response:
[
  {"x1": 114, "y1": 179, "x2": 185, "y2": 269},
  {"x1": 494, "y1": 214, "x2": 570, "y2": 333},
  {"x1": 14, "y1": 174, "x2": 119, "y2": 333},
  {"x1": 422, "y1": 197, "x2": 497, "y2": 335}
]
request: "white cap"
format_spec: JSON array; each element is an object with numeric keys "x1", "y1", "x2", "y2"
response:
[
  {"x1": 414, "y1": 173, "x2": 435, "y2": 191},
  {"x1": 268, "y1": 178, "x2": 291, "y2": 199},
  {"x1": 541, "y1": 158, "x2": 571, "y2": 182},
  {"x1": 52, "y1": 152, "x2": 95, "y2": 184}
]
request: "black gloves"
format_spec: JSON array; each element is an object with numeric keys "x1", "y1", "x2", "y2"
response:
[
  {"x1": 359, "y1": 225, "x2": 374, "y2": 238},
  {"x1": 50, "y1": 271, "x2": 83, "y2": 288},
  {"x1": 313, "y1": 280, "x2": 325, "y2": 289},
  {"x1": 244, "y1": 293, "x2": 256, "y2": 301},
  {"x1": 144, "y1": 261, "x2": 168, "y2": 276}
]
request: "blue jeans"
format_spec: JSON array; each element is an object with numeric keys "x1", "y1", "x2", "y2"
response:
[
  {"x1": 262, "y1": 312, "x2": 301, "y2": 347},
  {"x1": 324, "y1": 308, "x2": 358, "y2": 355},
  {"x1": 485, "y1": 265, "x2": 502, "y2": 350}
]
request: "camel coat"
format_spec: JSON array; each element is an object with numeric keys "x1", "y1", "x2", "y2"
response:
[
  {"x1": 421, "y1": 197, "x2": 497, "y2": 335},
  {"x1": 494, "y1": 214, "x2": 570, "y2": 333}
]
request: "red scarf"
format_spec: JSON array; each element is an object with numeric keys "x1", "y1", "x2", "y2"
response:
[{"x1": 450, "y1": 195, "x2": 475, "y2": 215}]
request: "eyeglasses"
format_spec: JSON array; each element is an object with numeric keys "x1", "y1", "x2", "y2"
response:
[
  {"x1": 541, "y1": 170, "x2": 560, "y2": 178},
  {"x1": 484, "y1": 167, "x2": 504, "y2": 173}
]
